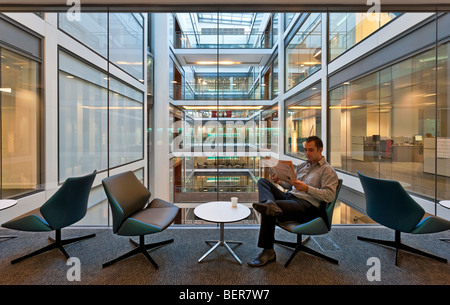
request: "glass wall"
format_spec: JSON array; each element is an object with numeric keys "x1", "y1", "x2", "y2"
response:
[
  {"x1": 285, "y1": 13, "x2": 322, "y2": 91},
  {"x1": 109, "y1": 13, "x2": 144, "y2": 81},
  {"x1": 436, "y1": 41, "x2": 450, "y2": 202},
  {"x1": 58, "y1": 13, "x2": 108, "y2": 57},
  {"x1": 328, "y1": 12, "x2": 400, "y2": 62},
  {"x1": 1, "y1": 48, "x2": 41, "y2": 198},
  {"x1": 59, "y1": 50, "x2": 144, "y2": 181},
  {"x1": 328, "y1": 45, "x2": 443, "y2": 199},
  {"x1": 109, "y1": 78, "x2": 144, "y2": 167},
  {"x1": 58, "y1": 51, "x2": 108, "y2": 182},
  {"x1": 261, "y1": 104, "x2": 279, "y2": 153},
  {"x1": 59, "y1": 12, "x2": 145, "y2": 82},
  {"x1": 285, "y1": 89, "x2": 321, "y2": 159}
]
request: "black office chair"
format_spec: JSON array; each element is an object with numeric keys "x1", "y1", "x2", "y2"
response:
[
  {"x1": 357, "y1": 171, "x2": 450, "y2": 266},
  {"x1": 2, "y1": 171, "x2": 97, "y2": 264},
  {"x1": 102, "y1": 171, "x2": 179, "y2": 269},
  {"x1": 274, "y1": 179, "x2": 343, "y2": 267}
]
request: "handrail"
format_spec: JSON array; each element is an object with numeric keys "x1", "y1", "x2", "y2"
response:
[{"x1": 173, "y1": 30, "x2": 273, "y2": 49}]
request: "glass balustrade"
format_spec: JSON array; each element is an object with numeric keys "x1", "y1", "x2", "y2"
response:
[
  {"x1": 170, "y1": 83, "x2": 274, "y2": 100},
  {"x1": 173, "y1": 30, "x2": 273, "y2": 49}
]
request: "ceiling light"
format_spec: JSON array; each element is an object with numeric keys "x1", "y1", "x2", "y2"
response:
[
  {"x1": 195, "y1": 61, "x2": 242, "y2": 65},
  {"x1": 82, "y1": 106, "x2": 142, "y2": 110},
  {"x1": 183, "y1": 106, "x2": 263, "y2": 110},
  {"x1": 288, "y1": 106, "x2": 321, "y2": 110},
  {"x1": 116, "y1": 61, "x2": 142, "y2": 65}
]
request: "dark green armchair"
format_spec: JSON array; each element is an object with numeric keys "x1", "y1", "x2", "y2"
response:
[
  {"x1": 101, "y1": 171, "x2": 179, "y2": 269},
  {"x1": 357, "y1": 171, "x2": 450, "y2": 266},
  {"x1": 274, "y1": 179, "x2": 343, "y2": 267},
  {"x1": 2, "y1": 170, "x2": 97, "y2": 264}
]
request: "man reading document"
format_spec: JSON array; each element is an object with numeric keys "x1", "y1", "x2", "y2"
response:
[{"x1": 248, "y1": 136, "x2": 338, "y2": 267}]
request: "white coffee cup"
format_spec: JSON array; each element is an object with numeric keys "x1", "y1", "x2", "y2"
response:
[{"x1": 231, "y1": 197, "x2": 238, "y2": 208}]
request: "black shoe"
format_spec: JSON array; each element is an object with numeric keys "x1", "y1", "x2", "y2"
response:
[
  {"x1": 252, "y1": 200, "x2": 283, "y2": 217},
  {"x1": 247, "y1": 249, "x2": 276, "y2": 267}
]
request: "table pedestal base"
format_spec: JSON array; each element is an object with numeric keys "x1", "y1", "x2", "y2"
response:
[
  {"x1": 0, "y1": 235, "x2": 17, "y2": 242},
  {"x1": 198, "y1": 223, "x2": 243, "y2": 264}
]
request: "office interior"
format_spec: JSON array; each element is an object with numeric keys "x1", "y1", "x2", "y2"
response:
[{"x1": 0, "y1": 1, "x2": 449, "y2": 279}]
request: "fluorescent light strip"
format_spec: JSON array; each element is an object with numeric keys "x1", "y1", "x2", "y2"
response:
[
  {"x1": 195, "y1": 61, "x2": 242, "y2": 65},
  {"x1": 183, "y1": 106, "x2": 263, "y2": 110},
  {"x1": 82, "y1": 106, "x2": 142, "y2": 110}
]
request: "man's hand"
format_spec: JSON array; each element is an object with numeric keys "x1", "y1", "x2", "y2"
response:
[
  {"x1": 272, "y1": 173, "x2": 280, "y2": 184},
  {"x1": 292, "y1": 180, "x2": 309, "y2": 192}
]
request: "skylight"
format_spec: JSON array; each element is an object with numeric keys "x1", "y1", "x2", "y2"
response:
[{"x1": 197, "y1": 13, "x2": 255, "y2": 26}]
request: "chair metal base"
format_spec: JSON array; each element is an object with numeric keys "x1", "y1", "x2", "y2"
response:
[
  {"x1": 11, "y1": 229, "x2": 96, "y2": 264},
  {"x1": 102, "y1": 235, "x2": 173, "y2": 269},
  {"x1": 274, "y1": 235, "x2": 339, "y2": 267},
  {"x1": 357, "y1": 230, "x2": 448, "y2": 266}
]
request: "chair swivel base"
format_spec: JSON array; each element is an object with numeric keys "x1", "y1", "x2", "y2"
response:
[
  {"x1": 11, "y1": 229, "x2": 96, "y2": 264},
  {"x1": 357, "y1": 230, "x2": 448, "y2": 266},
  {"x1": 102, "y1": 235, "x2": 173, "y2": 269},
  {"x1": 275, "y1": 235, "x2": 339, "y2": 267}
]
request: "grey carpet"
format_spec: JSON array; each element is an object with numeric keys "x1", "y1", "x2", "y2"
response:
[{"x1": 0, "y1": 225, "x2": 449, "y2": 285}]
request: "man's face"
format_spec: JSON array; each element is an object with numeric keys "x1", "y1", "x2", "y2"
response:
[{"x1": 304, "y1": 141, "x2": 323, "y2": 164}]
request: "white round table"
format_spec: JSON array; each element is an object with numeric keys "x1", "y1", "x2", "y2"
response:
[
  {"x1": 194, "y1": 201, "x2": 250, "y2": 264},
  {"x1": 439, "y1": 201, "x2": 450, "y2": 242},
  {"x1": 0, "y1": 199, "x2": 18, "y2": 241},
  {"x1": 0, "y1": 199, "x2": 17, "y2": 211},
  {"x1": 439, "y1": 200, "x2": 450, "y2": 210}
]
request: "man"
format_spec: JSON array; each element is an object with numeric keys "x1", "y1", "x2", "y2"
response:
[{"x1": 248, "y1": 136, "x2": 338, "y2": 267}]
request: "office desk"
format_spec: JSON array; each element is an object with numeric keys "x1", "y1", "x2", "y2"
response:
[{"x1": 392, "y1": 144, "x2": 423, "y2": 162}]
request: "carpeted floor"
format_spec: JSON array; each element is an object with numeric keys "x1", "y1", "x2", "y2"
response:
[{"x1": 0, "y1": 225, "x2": 449, "y2": 285}]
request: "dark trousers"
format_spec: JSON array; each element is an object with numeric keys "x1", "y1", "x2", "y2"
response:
[{"x1": 256, "y1": 178, "x2": 319, "y2": 249}]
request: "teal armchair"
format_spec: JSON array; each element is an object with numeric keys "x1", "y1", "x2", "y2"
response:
[
  {"x1": 357, "y1": 171, "x2": 450, "y2": 266},
  {"x1": 2, "y1": 171, "x2": 97, "y2": 264},
  {"x1": 101, "y1": 171, "x2": 179, "y2": 269},
  {"x1": 274, "y1": 179, "x2": 343, "y2": 267}
]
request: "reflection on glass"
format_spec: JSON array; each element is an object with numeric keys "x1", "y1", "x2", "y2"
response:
[
  {"x1": 261, "y1": 105, "x2": 279, "y2": 153},
  {"x1": 1, "y1": 48, "x2": 41, "y2": 198},
  {"x1": 436, "y1": 42, "x2": 450, "y2": 202},
  {"x1": 58, "y1": 13, "x2": 108, "y2": 57},
  {"x1": 285, "y1": 92, "x2": 321, "y2": 159},
  {"x1": 328, "y1": 12, "x2": 399, "y2": 62},
  {"x1": 170, "y1": 66, "x2": 279, "y2": 101},
  {"x1": 173, "y1": 156, "x2": 260, "y2": 203},
  {"x1": 109, "y1": 13, "x2": 144, "y2": 80},
  {"x1": 285, "y1": 13, "x2": 322, "y2": 91},
  {"x1": 329, "y1": 47, "x2": 438, "y2": 199},
  {"x1": 109, "y1": 79, "x2": 144, "y2": 167},
  {"x1": 58, "y1": 52, "x2": 108, "y2": 182},
  {"x1": 284, "y1": 13, "x2": 296, "y2": 30}
]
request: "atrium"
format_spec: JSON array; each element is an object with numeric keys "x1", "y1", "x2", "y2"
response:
[{"x1": 0, "y1": 1, "x2": 449, "y2": 264}]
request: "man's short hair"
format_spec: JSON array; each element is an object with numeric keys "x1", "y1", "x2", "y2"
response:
[{"x1": 305, "y1": 136, "x2": 323, "y2": 149}]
